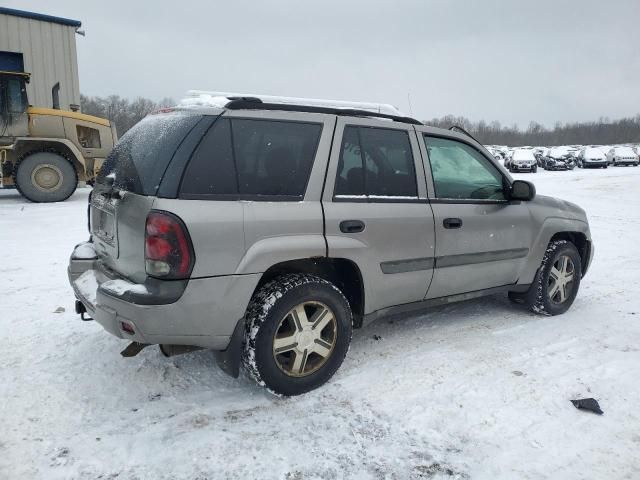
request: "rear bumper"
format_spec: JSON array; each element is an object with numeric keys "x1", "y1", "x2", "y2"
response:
[{"x1": 68, "y1": 242, "x2": 260, "y2": 350}]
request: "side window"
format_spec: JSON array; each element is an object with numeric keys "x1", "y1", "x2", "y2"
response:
[
  {"x1": 7, "y1": 78, "x2": 26, "y2": 113},
  {"x1": 232, "y1": 119, "x2": 321, "y2": 196},
  {"x1": 335, "y1": 126, "x2": 417, "y2": 198},
  {"x1": 423, "y1": 135, "x2": 505, "y2": 200},
  {"x1": 181, "y1": 118, "x2": 237, "y2": 195},
  {"x1": 180, "y1": 118, "x2": 322, "y2": 198},
  {"x1": 335, "y1": 126, "x2": 364, "y2": 196}
]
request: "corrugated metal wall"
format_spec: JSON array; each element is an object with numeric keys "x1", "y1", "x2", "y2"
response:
[{"x1": 0, "y1": 13, "x2": 80, "y2": 110}]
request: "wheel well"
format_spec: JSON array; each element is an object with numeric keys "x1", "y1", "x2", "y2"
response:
[
  {"x1": 15, "y1": 141, "x2": 83, "y2": 178},
  {"x1": 550, "y1": 231, "x2": 590, "y2": 275},
  {"x1": 256, "y1": 258, "x2": 365, "y2": 327}
]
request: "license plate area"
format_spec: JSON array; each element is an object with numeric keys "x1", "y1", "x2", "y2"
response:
[{"x1": 91, "y1": 194, "x2": 118, "y2": 256}]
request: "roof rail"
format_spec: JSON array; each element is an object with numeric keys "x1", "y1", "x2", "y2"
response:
[
  {"x1": 449, "y1": 125, "x2": 481, "y2": 144},
  {"x1": 224, "y1": 98, "x2": 423, "y2": 125},
  {"x1": 183, "y1": 90, "x2": 405, "y2": 116}
]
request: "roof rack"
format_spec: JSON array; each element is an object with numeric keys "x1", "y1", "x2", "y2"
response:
[
  {"x1": 449, "y1": 125, "x2": 481, "y2": 144},
  {"x1": 178, "y1": 90, "x2": 422, "y2": 125},
  {"x1": 224, "y1": 98, "x2": 423, "y2": 125}
]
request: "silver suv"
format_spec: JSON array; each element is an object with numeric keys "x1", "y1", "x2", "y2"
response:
[{"x1": 68, "y1": 95, "x2": 594, "y2": 396}]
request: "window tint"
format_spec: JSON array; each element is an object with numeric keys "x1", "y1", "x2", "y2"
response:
[
  {"x1": 232, "y1": 119, "x2": 321, "y2": 196},
  {"x1": 423, "y1": 136, "x2": 505, "y2": 200},
  {"x1": 181, "y1": 119, "x2": 237, "y2": 195},
  {"x1": 335, "y1": 126, "x2": 417, "y2": 198},
  {"x1": 180, "y1": 118, "x2": 322, "y2": 198},
  {"x1": 98, "y1": 112, "x2": 201, "y2": 195},
  {"x1": 335, "y1": 127, "x2": 364, "y2": 196}
]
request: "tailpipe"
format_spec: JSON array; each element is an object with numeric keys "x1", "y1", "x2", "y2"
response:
[{"x1": 159, "y1": 344, "x2": 204, "y2": 358}]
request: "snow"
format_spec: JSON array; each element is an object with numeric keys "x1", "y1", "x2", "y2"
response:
[
  {"x1": 74, "y1": 269, "x2": 98, "y2": 305},
  {"x1": 177, "y1": 93, "x2": 230, "y2": 109},
  {"x1": 182, "y1": 90, "x2": 405, "y2": 116},
  {"x1": 512, "y1": 149, "x2": 536, "y2": 161},
  {"x1": 101, "y1": 279, "x2": 148, "y2": 296},
  {"x1": 584, "y1": 147, "x2": 606, "y2": 160},
  {"x1": 1, "y1": 169, "x2": 640, "y2": 479},
  {"x1": 71, "y1": 242, "x2": 96, "y2": 260}
]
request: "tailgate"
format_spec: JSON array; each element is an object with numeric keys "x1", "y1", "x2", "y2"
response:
[{"x1": 91, "y1": 186, "x2": 154, "y2": 283}]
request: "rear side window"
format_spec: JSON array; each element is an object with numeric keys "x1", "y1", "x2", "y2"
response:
[
  {"x1": 335, "y1": 126, "x2": 417, "y2": 198},
  {"x1": 180, "y1": 118, "x2": 322, "y2": 199},
  {"x1": 99, "y1": 112, "x2": 201, "y2": 195}
]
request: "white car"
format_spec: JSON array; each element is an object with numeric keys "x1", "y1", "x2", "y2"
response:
[
  {"x1": 607, "y1": 146, "x2": 639, "y2": 167},
  {"x1": 578, "y1": 147, "x2": 608, "y2": 169},
  {"x1": 508, "y1": 149, "x2": 538, "y2": 173}
]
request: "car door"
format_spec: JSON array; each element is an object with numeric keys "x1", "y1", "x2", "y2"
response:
[
  {"x1": 322, "y1": 117, "x2": 436, "y2": 316},
  {"x1": 414, "y1": 127, "x2": 534, "y2": 299}
]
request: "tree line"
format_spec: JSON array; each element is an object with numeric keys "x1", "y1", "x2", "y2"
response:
[
  {"x1": 81, "y1": 93, "x2": 640, "y2": 146},
  {"x1": 80, "y1": 94, "x2": 174, "y2": 137},
  {"x1": 423, "y1": 114, "x2": 640, "y2": 146}
]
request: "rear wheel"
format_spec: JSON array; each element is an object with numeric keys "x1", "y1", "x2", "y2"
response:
[
  {"x1": 242, "y1": 274, "x2": 353, "y2": 396},
  {"x1": 15, "y1": 151, "x2": 77, "y2": 203},
  {"x1": 509, "y1": 240, "x2": 582, "y2": 316}
]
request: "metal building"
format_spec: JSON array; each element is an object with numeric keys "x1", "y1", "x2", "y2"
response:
[{"x1": 0, "y1": 7, "x2": 82, "y2": 111}]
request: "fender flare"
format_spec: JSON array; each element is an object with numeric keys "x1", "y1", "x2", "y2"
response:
[{"x1": 13, "y1": 137, "x2": 87, "y2": 178}]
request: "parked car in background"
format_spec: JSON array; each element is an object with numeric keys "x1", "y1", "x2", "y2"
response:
[
  {"x1": 594, "y1": 146, "x2": 613, "y2": 164},
  {"x1": 509, "y1": 149, "x2": 538, "y2": 172},
  {"x1": 542, "y1": 147, "x2": 576, "y2": 170},
  {"x1": 577, "y1": 147, "x2": 608, "y2": 168},
  {"x1": 607, "y1": 146, "x2": 639, "y2": 167}
]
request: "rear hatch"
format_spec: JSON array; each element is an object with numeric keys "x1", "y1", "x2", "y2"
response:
[{"x1": 91, "y1": 110, "x2": 202, "y2": 283}]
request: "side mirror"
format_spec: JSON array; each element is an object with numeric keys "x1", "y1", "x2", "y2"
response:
[{"x1": 510, "y1": 180, "x2": 536, "y2": 201}]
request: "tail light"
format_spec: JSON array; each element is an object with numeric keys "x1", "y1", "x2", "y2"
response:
[{"x1": 145, "y1": 211, "x2": 194, "y2": 279}]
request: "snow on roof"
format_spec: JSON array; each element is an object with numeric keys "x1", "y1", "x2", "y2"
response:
[{"x1": 179, "y1": 90, "x2": 405, "y2": 116}]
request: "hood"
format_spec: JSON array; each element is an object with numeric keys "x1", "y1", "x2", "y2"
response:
[{"x1": 530, "y1": 194, "x2": 588, "y2": 223}]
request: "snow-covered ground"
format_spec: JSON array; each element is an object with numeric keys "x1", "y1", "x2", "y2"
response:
[{"x1": 1, "y1": 167, "x2": 639, "y2": 479}]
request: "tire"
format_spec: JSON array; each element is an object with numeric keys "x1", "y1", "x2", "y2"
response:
[
  {"x1": 15, "y1": 151, "x2": 78, "y2": 203},
  {"x1": 511, "y1": 240, "x2": 582, "y2": 316},
  {"x1": 242, "y1": 274, "x2": 353, "y2": 396},
  {"x1": 532, "y1": 166, "x2": 537, "y2": 173}
]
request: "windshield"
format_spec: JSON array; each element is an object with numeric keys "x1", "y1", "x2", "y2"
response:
[{"x1": 98, "y1": 111, "x2": 201, "y2": 195}]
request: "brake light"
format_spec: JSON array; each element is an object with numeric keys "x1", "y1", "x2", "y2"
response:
[{"x1": 145, "y1": 211, "x2": 194, "y2": 279}]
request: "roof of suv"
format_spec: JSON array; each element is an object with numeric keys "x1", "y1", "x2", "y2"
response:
[{"x1": 176, "y1": 92, "x2": 424, "y2": 126}]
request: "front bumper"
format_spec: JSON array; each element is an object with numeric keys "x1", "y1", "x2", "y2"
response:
[
  {"x1": 583, "y1": 160, "x2": 608, "y2": 167},
  {"x1": 511, "y1": 163, "x2": 536, "y2": 171},
  {"x1": 68, "y1": 242, "x2": 260, "y2": 350}
]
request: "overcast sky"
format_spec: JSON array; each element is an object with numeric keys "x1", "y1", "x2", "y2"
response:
[{"x1": 6, "y1": 0, "x2": 640, "y2": 126}]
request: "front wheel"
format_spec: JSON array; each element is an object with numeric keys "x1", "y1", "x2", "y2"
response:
[
  {"x1": 242, "y1": 274, "x2": 353, "y2": 396},
  {"x1": 510, "y1": 240, "x2": 582, "y2": 316},
  {"x1": 15, "y1": 151, "x2": 78, "y2": 203}
]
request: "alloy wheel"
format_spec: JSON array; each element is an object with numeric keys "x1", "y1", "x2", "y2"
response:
[
  {"x1": 272, "y1": 301, "x2": 337, "y2": 377},
  {"x1": 548, "y1": 255, "x2": 576, "y2": 304}
]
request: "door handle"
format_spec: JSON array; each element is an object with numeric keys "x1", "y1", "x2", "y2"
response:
[
  {"x1": 443, "y1": 218, "x2": 463, "y2": 229},
  {"x1": 340, "y1": 220, "x2": 365, "y2": 233}
]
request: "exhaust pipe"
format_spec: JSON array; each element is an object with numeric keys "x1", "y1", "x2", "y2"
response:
[{"x1": 159, "y1": 344, "x2": 204, "y2": 358}]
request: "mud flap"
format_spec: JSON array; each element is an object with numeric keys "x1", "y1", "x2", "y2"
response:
[
  {"x1": 120, "y1": 342, "x2": 150, "y2": 357},
  {"x1": 213, "y1": 319, "x2": 244, "y2": 378}
]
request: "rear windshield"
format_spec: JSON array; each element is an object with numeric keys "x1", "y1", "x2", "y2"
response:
[{"x1": 98, "y1": 111, "x2": 201, "y2": 195}]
